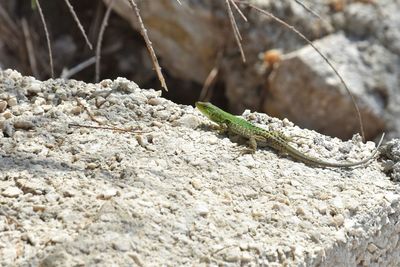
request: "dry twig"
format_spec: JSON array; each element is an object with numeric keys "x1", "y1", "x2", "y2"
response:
[
  {"x1": 68, "y1": 123, "x2": 146, "y2": 133},
  {"x1": 127, "y1": 0, "x2": 168, "y2": 91},
  {"x1": 95, "y1": 0, "x2": 115, "y2": 82},
  {"x1": 35, "y1": 0, "x2": 54, "y2": 78},
  {"x1": 226, "y1": 0, "x2": 246, "y2": 62},
  {"x1": 75, "y1": 97, "x2": 104, "y2": 125},
  {"x1": 63, "y1": 0, "x2": 93, "y2": 50},
  {"x1": 61, "y1": 57, "x2": 96, "y2": 79}
]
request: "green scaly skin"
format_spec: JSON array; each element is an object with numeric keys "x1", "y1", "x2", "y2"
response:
[{"x1": 196, "y1": 102, "x2": 383, "y2": 168}]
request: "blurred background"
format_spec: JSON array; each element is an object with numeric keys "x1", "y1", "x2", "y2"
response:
[{"x1": 0, "y1": 0, "x2": 399, "y2": 140}]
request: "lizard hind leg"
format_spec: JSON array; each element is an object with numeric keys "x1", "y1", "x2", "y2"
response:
[{"x1": 240, "y1": 137, "x2": 257, "y2": 155}]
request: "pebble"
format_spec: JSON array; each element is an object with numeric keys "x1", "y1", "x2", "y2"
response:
[
  {"x1": 34, "y1": 97, "x2": 46, "y2": 106},
  {"x1": 7, "y1": 97, "x2": 17, "y2": 107},
  {"x1": 2, "y1": 120, "x2": 14, "y2": 137},
  {"x1": 112, "y1": 239, "x2": 131, "y2": 251},
  {"x1": 86, "y1": 162, "x2": 98, "y2": 170},
  {"x1": 42, "y1": 105, "x2": 53, "y2": 112},
  {"x1": 32, "y1": 105, "x2": 44, "y2": 115},
  {"x1": 70, "y1": 106, "x2": 82, "y2": 115},
  {"x1": 2, "y1": 186, "x2": 23, "y2": 197},
  {"x1": 98, "y1": 188, "x2": 119, "y2": 200},
  {"x1": 148, "y1": 97, "x2": 163, "y2": 106},
  {"x1": 27, "y1": 81, "x2": 42, "y2": 94},
  {"x1": 190, "y1": 178, "x2": 202, "y2": 190},
  {"x1": 0, "y1": 100, "x2": 7, "y2": 112},
  {"x1": 14, "y1": 120, "x2": 34, "y2": 130},
  {"x1": 195, "y1": 202, "x2": 209, "y2": 217},
  {"x1": 333, "y1": 214, "x2": 345, "y2": 227},
  {"x1": 367, "y1": 243, "x2": 378, "y2": 253},
  {"x1": 175, "y1": 114, "x2": 201, "y2": 129},
  {"x1": 2, "y1": 111, "x2": 12, "y2": 119}
]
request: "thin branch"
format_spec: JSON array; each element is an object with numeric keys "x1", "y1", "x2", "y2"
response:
[
  {"x1": 68, "y1": 123, "x2": 147, "y2": 133},
  {"x1": 35, "y1": 0, "x2": 54, "y2": 78},
  {"x1": 293, "y1": 0, "x2": 323, "y2": 20},
  {"x1": 229, "y1": 0, "x2": 247, "y2": 22},
  {"x1": 240, "y1": 1, "x2": 365, "y2": 141},
  {"x1": 95, "y1": 0, "x2": 114, "y2": 83},
  {"x1": 199, "y1": 50, "x2": 223, "y2": 101},
  {"x1": 61, "y1": 56, "x2": 96, "y2": 79},
  {"x1": 21, "y1": 18, "x2": 39, "y2": 78},
  {"x1": 199, "y1": 66, "x2": 219, "y2": 102},
  {"x1": 127, "y1": 0, "x2": 168, "y2": 91},
  {"x1": 63, "y1": 0, "x2": 93, "y2": 50},
  {"x1": 226, "y1": 0, "x2": 246, "y2": 62},
  {"x1": 75, "y1": 97, "x2": 103, "y2": 124}
]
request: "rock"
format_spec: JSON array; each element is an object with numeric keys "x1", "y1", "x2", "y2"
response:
[
  {"x1": 13, "y1": 120, "x2": 34, "y2": 130},
  {"x1": 266, "y1": 33, "x2": 385, "y2": 140},
  {"x1": 7, "y1": 97, "x2": 17, "y2": 107},
  {"x1": 2, "y1": 186, "x2": 23, "y2": 197},
  {"x1": 195, "y1": 201, "x2": 209, "y2": 217},
  {"x1": 0, "y1": 100, "x2": 7, "y2": 112}
]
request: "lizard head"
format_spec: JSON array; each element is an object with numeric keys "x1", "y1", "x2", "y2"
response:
[{"x1": 195, "y1": 101, "x2": 229, "y2": 124}]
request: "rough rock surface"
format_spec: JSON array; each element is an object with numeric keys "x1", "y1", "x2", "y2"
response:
[
  {"x1": 0, "y1": 69, "x2": 399, "y2": 266},
  {"x1": 266, "y1": 33, "x2": 388, "y2": 140},
  {"x1": 105, "y1": 0, "x2": 400, "y2": 139}
]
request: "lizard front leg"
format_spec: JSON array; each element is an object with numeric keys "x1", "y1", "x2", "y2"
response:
[{"x1": 240, "y1": 136, "x2": 258, "y2": 155}]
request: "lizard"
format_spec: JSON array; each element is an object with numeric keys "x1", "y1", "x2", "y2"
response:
[{"x1": 195, "y1": 101, "x2": 384, "y2": 168}]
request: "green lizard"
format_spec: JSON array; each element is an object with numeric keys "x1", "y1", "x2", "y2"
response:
[{"x1": 195, "y1": 102, "x2": 384, "y2": 168}]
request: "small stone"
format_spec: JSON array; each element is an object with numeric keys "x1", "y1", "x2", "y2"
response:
[
  {"x1": 296, "y1": 207, "x2": 306, "y2": 216},
  {"x1": 147, "y1": 97, "x2": 163, "y2": 106},
  {"x1": 333, "y1": 214, "x2": 345, "y2": 227},
  {"x1": 33, "y1": 205, "x2": 46, "y2": 212},
  {"x1": 367, "y1": 243, "x2": 378, "y2": 253},
  {"x1": 175, "y1": 114, "x2": 201, "y2": 129},
  {"x1": 112, "y1": 239, "x2": 131, "y2": 251},
  {"x1": 34, "y1": 97, "x2": 46, "y2": 106},
  {"x1": 2, "y1": 186, "x2": 23, "y2": 197},
  {"x1": 2, "y1": 111, "x2": 12, "y2": 119},
  {"x1": 2, "y1": 120, "x2": 14, "y2": 137},
  {"x1": 27, "y1": 81, "x2": 42, "y2": 94},
  {"x1": 42, "y1": 105, "x2": 52, "y2": 112},
  {"x1": 251, "y1": 209, "x2": 264, "y2": 220},
  {"x1": 14, "y1": 120, "x2": 34, "y2": 130},
  {"x1": 190, "y1": 178, "x2": 202, "y2": 190},
  {"x1": 7, "y1": 97, "x2": 17, "y2": 107},
  {"x1": 0, "y1": 101, "x2": 7, "y2": 112},
  {"x1": 97, "y1": 188, "x2": 119, "y2": 200},
  {"x1": 86, "y1": 162, "x2": 98, "y2": 170},
  {"x1": 335, "y1": 229, "x2": 346, "y2": 243},
  {"x1": 70, "y1": 106, "x2": 82, "y2": 115},
  {"x1": 32, "y1": 105, "x2": 44, "y2": 115},
  {"x1": 195, "y1": 202, "x2": 209, "y2": 217}
]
